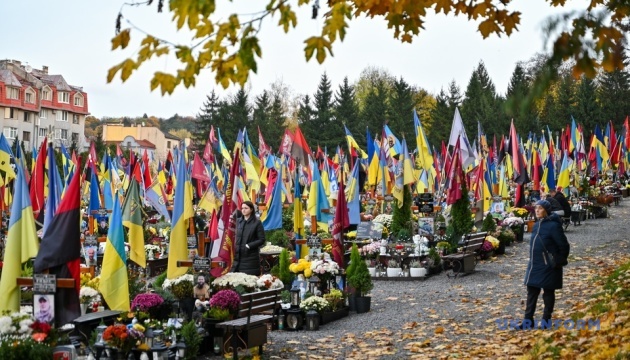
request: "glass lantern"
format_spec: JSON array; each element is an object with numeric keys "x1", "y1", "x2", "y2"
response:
[
  {"x1": 277, "y1": 312, "x2": 285, "y2": 330},
  {"x1": 175, "y1": 342, "x2": 186, "y2": 358},
  {"x1": 290, "y1": 286, "x2": 301, "y2": 308},
  {"x1": 152, "y1": 329, "x2": 164, "y2": 344},
  {"x1": 145, "y1": 327, "x2": 154, "y2": 348},
  {"x1": 308, "y1": 275, "x2": 320, "y2": 295},
  {"x1": 304, "y1": 309, "x2": 320, "y2": 331},
  {"x1": 95, "y1": 325, "x2": 107, "y2": 345}
]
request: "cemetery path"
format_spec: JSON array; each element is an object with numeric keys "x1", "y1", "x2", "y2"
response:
[{"x1": 254, "y1": 201, "x2": 630, "y2": 360}]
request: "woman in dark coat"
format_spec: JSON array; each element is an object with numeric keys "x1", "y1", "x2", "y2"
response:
[
  {"x1": 520, "y1": 199, "x2": 570, "y2": 327},
  {"x1": 230, "y1": 201, "x2": 265, "y2": 276}
]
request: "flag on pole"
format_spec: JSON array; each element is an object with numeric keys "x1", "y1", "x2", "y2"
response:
[
  {"x1": 99, "y1": 195, "x2": 130, "y2": 311},
  {"x1": 167, "y1": 146, "x2": 195, "y2": 279},
  {"x1": 293, "y1": 171, "x2": 305, "y2": 259},
  {"x1": 122, "y1": 178, "x2": 146, "y2": 268},
  {"x1": 34, "y1": 157, "x2": 82, "y2": 326},
  {"x1": 446, "y1": 138, "x2": 463, "y2": 205},
  {"x1": 331, "y1": 170, "x2": 349, "y2": 269},
  {"x1": 0, "y1": 165, "x2": 39, "y2": 313}
]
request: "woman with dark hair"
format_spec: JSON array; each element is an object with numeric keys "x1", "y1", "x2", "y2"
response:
[
  {"x1": 519, "y1": 199, "x2": 570, "y2": 329},
  {"x1": 230, "y1": 201, "x2": 266, "y2": 275}
]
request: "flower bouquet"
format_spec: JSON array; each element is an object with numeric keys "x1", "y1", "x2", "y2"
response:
[
  {"x1": 103, "y1": 324, "x2": 136, "y2": 355},
  {"x1": 0, "y1": 312, "x2": 55, "y2": 358},
  {"x1": 358, "y1": 242, "x2": 380, "y2": 260},
  {"x1": 299, "y1": 296, "x2": 330, "y2": 313},
  {"x1": 511, "y1": 207, "x2": 530, "y2": 219},
  {"x1": 211, "y1": 272, "x2": 258, "y2": 294},
  {"x1": 256, "y1": 274, "x2": 284, "y2": 290},
  {"x1": 162, "y1": 274, "x2": 195, "y2": 300},
  {"x1": 209, "y1": 289, "x2": 241, "y2": 312},
  {"x1": 131, "y1": 293, "x2": 164, "y2": 312},
  {"x1": 144, "y1": 244, "x2": 161, "y2": 259},
  {"x1": 289, "y1": 259, "x2": 312, "y2": 278},
  {"x1": 79, "y1": 286, "x2": 101, "y2": 304}
]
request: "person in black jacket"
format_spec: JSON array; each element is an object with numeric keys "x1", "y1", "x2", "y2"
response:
[
  {"x1": 230, "y1": 201, "x2": 266, "y2": 275},
  {"x1": 549, "y1": 188, "x2": 572, "y2": 217},
  {"x1": 518, "y1": 200, "x2": 570, "y2": 329}
]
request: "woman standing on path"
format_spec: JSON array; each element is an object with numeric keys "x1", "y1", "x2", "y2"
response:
[
  {"x1": 230, "y1": 201, "x2": 265, "y2": 276},
  {"x1": 520, "y1": 199, "x2": 570, "y2": 328}
]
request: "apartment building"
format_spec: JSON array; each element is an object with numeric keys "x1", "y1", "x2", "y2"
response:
[
  {"x1": 102, "y1": 124, "x2": 181, "y2": 161},
  {"x1": 0, "y1": 59, "x2": 88, "y2": 151}
]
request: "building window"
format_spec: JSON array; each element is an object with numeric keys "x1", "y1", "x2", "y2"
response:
[
  {"x1": 23, "y1": 131, "x2": 31, "y2": 142},
  {"x1": 38, "y1": 128, "x2": 47, "y2": 137},
  {"x1": 167, "y1": 141, "x2": 171, "y2": 149},
  {"x1": 73, "y1": 94, "x2": 84, "y2": 107},
  {"x1": 56, "y1": 110, "x2": 68, "y2": 121},
  {"x1": 25, "y1": 91, "x2": 34, "y2": 103},
  {"x1": 72, "y1": 132, "x2": 79, "y2": 142},
  {"x1": 40, "y1": 109, "x2": 47, "y2": 118},
  {"x1": 72, "y1": 114, "x2": 80, "y2": 124},
  {"x1": 6, "y1": 87, "x2": 19, "y2": 100},
  {"x1": 3, "y1": 127, "x2": 17, "y2": 139},
  {"x1": 58, "y1": 91, "x2": 69, "y2": 103},
  {"x1": 61, "y1": 129, "x2": 68, "y2": 140},
  {"x1": 42, "y1": 87, "x2": 51, "y2": 101},
  {"x1": 4, "y1": 108, "x2": 15, "y2": 119},
  {"x1": 24, "y1": 112, "x2": 31, "y2": 122}
]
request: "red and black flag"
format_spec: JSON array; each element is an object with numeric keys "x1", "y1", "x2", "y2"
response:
[{"x1": 34, "y1": 158, "x2": 82, "y2": 327}]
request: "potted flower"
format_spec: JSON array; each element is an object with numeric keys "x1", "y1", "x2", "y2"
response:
[
  {"x1": 144, "y1": 244, "x2": 161, "y2": 260},
  {"x1": 299, "y1": 295, "x2": 330, "y2": 313},
  {"x1": 408, "y1": 260, "x2": 427, "y2": 277},
  {"x1": 426, "y1": 247, "x2": 442, "y2": 275},
  {"x1": 309, "y1": 259, "x2": 340, "y2": 293},
  {"x1": 347, "y1": 255, "x2": 373, "y2": 313},
  {"x1": 386, "y1": 259, "x2": 401, "y2": 278},
  {"x1": 480, "y1": 237, "x2": 498, "y2": 259},
  {"x1": 79, "y1": 286, "x2": 101, "y2": 315},
  {"x1": 162, "y1": 273, "x2": 195, "y2": 318},
  {"x1": 211, "y1": 272, "x2": 259, "y2": 294},
  {"x1": 102, "y1": 323, "x2": 144, "y2": 358},
  {"x1": 322, "y1": 289, "x2": 347, "y2": 323},
  {"x1": 256, "y1": 274, "x2": 284, "y2": 291},
  {"x1": 131, "y1": 293, "x2": 166, "y2": 320},
  {"x1": 502, "y1": 216, "x2": 525, "y2": 242}
]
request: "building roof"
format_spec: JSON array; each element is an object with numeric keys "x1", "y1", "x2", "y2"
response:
[
  {"x1": 164, "y1": 132, "x2": 181, "y2": 140},
  {"x1": 136, "y1": 139, "x2": 156, "y2": 149},
  {"x1": 40, "y1": 74, "x2": 71, "y2": 91},
  {"x1": 0, "y1": 69, "x2": 22, "y2": 87}
]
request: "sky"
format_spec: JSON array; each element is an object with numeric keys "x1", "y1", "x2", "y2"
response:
[{"x1": 1, "y1": 0, "x2": 589, "y2": 119}]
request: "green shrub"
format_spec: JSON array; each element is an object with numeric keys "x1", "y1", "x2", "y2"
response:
[
  {"x1": 348, "y1": 256, "x2": 373, "y2": 296},
  {"x1": 181, "y1": 320, "x2": 202, "y2": 360},
  {"x1": 345, "y1": 244, "x2": 361, "y2": 283},
  {"x1": 266, "y1": 229, "x2": 290, "y2": 247},
  {"x1": 481, "y1": 213, "x2": 496, "y2": 233},
  {"x1": 153, "y1": 271, "x2": 167, "y2": 289},
  {"x1": 278, "y1": 249, "x2": 292, "y2": 286},
  {"x1": 391, "y1": 184, "x2": 413, "y2": 236}
]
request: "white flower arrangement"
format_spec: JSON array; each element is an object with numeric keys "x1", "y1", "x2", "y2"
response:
[
  {"x1": 299, "y1": 296, "x2": 330, "y2": 313},
  {"x1": 373, "y1": 214, "x2": 393, "y2": 227},
  {"x1": 144, "y1": 244, "x2": 161, "y2": 257},
  {"x1": 0, "y1": 311, "x2": 33, "y2": 342},
  {"x1": 503, "y1": 216, "x2": 524, "y2": 227},
  {"x1": 260, "y1": 244, "x2": 284, "y2": 253},
  {"x1": 256, "y1": 274, "x2": 284, "y2": 290},
  {"x1": 310, "y1": 259, "x2": 340, "y2": 277},
  {"x1": 79, "y1": 286, "x2": 101, "y2": 304},
  {"x1": 212, "y1": 272, "x2": 259, "y2": 291},
  {"x1": 162, "y1": 274, "x2": 195, "y2": 291}
]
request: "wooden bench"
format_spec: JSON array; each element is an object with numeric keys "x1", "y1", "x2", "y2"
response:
[
  {"x1": 216, "y1": 289, "x2": 281, "y2": 360},
  {"x1": 442, "y1": 232, "x2": 487, "y2": 278}
]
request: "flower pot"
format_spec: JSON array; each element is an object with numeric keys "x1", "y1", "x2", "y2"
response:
[
  {"x1": 355, "y1": 296, "x2": 371, "y2": 314},
  {"x1": 320, "y1": 307, "x2": 349, "y2": 324},
  {"x1": 80, "y1": 303, "x2": 89, "y2": 315},
  {"x1": 515, "y1": 225, "x2": 524, "y2": 242},
  {"x1": 409, "y1": 268, "x2": 427, "y2": 277},
  {"x1": 495, "y1": 242, "x2": 506, "y2": 255},
  {"x1": 387, "y1": 268, "x2": 402, "y2": 277},
  {"x1": 348, "y1": 293, "x2": 356, "y2": 312},
  {"x1": 526, "y1": 220, "x2": 535, "y2": 233},
  {"x1": 368, "y1": 267, "x2": 376, "y2": 277}
]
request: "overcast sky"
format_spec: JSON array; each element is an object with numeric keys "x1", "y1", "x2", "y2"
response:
[{"x1": 1, "y1": 0, "x2": 588, "y2": 119}]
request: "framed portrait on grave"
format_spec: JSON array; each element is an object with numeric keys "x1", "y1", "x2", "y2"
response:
[
  {"x1": 418, "y1": 217, "x2": 434, "y2": 236},
  {"x1": 34, "y1": 294, "x2": 55, "y2": 326},
  {"x1": 491, "y1": 201, "x2": 505, "y2": 214}
]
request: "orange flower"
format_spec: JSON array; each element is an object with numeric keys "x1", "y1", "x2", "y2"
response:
[{"x1": 32, "y1": 333, "x2": 48, "y2": 342}]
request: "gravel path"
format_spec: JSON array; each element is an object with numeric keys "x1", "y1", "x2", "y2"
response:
[{"x1": 204, "y1": 201, "x2": 630, "y2": 359}]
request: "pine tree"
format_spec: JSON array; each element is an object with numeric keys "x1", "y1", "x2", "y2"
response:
[
  {"x1": 297, "y1": 94, "x2": 314, "y2": 126},
  {"x1": 461, "y1": 61, "x2": 503, "y2": 138},
  {"x1": 598, "y1": 54, "x2": 630, "y2": 126},
  {"x1": 448, "y1": 176, "x2": 473, "y2": 245},
  {"x1": 574, "y1": 76, "x2": 600, "y2": 137},
  {"x1": 361, "y1": 80, "x2": 389, "y2": 136},
  {"x1": 252, "y1": 91, "x2": 272, "y2": 149},
  {"x1": 228, "y1": 88, "x2": 251, "y2": 144},
  {"x1": 387, "y1": 77, "x2": 415, "y2": 139},
  {"x1": 390, "y1": 184, "x2": 413, "y2": 238},
  {"x1": 549, "y1": 74, "x2": 576, "y2": 131},
  {"x1": 266, "y1": 94, "x2": 287, "y2": 151},
  {"x1": 312, "y1": 73, "x2": 343, "y2": 149},
  {"x1": 195, "y1": 90, "x2": 221, "y2": 145},
  {"x1": 506, "y1": 63, "x2": 537, "y2": 135},
  {"x1": 334, "y1": 77, "x2": 362, "y2": 145},
  {"x1": 429, "y1": 89, "x2": 452, "y2": 148}
]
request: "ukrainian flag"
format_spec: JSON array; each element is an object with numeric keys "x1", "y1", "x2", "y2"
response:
[
  {"x1": 99, "y1": 195, "x2": 130, "y2": 312},
  {"x1": 0, "y1": 165, "x2": 39, "y2": 312},
  {"x1": 167, "y1": 146, "x2": 194, "y2": 279}
]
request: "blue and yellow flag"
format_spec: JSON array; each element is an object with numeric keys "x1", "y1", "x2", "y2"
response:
[
  {"x1": 0, "y1": 165, "x2": 39, "y2": 312},
  {"x1": 99, "y1": 195, "x2": 130, "y2": 311},
  {"x1": 167, "y1": 146, "x2": 194, "y2": 279}
]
